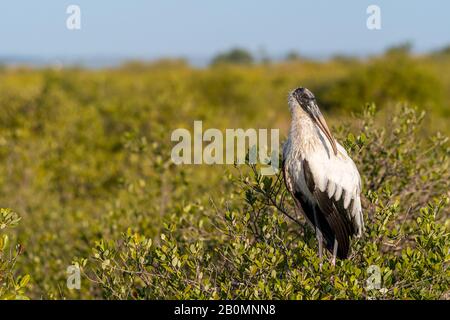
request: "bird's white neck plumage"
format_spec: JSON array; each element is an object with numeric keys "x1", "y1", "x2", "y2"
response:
[{"x1": 287, "y1": 104, "x2": 322, "y2": 156}]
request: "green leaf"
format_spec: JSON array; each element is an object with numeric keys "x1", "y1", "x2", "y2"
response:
[{"x1": 19, "y1": 275, "x2": 31, "y2": 288}]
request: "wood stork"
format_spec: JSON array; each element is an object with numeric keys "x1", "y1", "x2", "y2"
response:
[{"x1": 282, "y1": 87, "x2": 364, "y2": 264}]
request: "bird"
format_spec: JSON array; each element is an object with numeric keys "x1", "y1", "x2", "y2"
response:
[{"x1": 282, "y1": 87, "x2": 364, "y2": 265}]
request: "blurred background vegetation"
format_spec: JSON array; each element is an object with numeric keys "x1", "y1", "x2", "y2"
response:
[{"x1": 0, "y1": 46, "x2": 449, "y2": 299}]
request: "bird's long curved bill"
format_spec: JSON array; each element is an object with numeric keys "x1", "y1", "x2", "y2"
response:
[{"x1": 314, "y1": 113, "x2": 338, "y2": 155}]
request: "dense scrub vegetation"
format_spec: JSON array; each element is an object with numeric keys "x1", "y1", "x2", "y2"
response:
[{"x1": 0, "y1": 51, "x2": 448, "y2": 299}]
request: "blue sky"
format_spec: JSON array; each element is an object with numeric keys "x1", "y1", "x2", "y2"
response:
[{"x1": 0, "y1": 0, "x2": 448, "y2": 60}]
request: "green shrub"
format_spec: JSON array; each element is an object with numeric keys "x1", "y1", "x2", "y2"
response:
[
  {"x1": 317, "y1": 56, "x2": 446, "y2": 113},
  {"x1": 0, "y1": 209, "x2": 30, "y2": 300},
  {"x1": 81, "y1": 105, "x2": 449, "y2": 299},
  {"x1": 0, "y1": 54, "x2": 448, "y2": 299},
  {"x1": 211, "y1": 48, "x2": 254, "y2": 65}
]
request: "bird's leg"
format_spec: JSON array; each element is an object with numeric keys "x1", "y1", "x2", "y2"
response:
[
  {"x1": 313, "y1": 209, "x2": 323, "y2": 269},
  {"x1": 332, "y1": 238, "x2": 338, "y2": 266},
  {"x1": 316, "y1": 228, "x2": 324, "y2": 269}
]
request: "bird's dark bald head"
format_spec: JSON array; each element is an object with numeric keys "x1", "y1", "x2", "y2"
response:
[
  {"x1": 293, "y1": 87, "x2": 315, "y2": 102},
  {"x1": 290, "y1": 87, "x2": 320, "y2": 116}
]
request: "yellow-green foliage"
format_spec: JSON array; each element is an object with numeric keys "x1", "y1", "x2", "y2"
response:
[
  {"x1": 0, "y1": 209, "x2": 29, "y2": 299},
  {"x1": 318, "y1": 54, "x2": 445, "y2": 114},
  {"x1": 0, "y1": 52, "x2": 448, "y2": 299}
]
